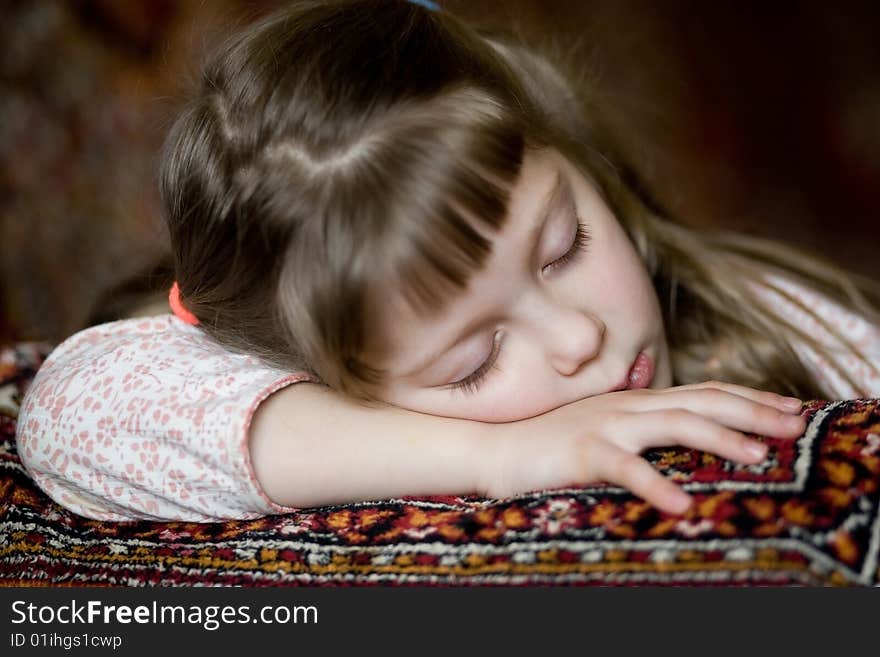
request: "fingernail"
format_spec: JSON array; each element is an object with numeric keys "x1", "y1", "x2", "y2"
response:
[
  {"x1": 782, "y1": 397, "x2": 803, "y2": 410},
  {"x1": 786, "y1": 414, "x2": 805, "y2": 430},
  {"x1": 672, "y1": 493, "x2": 692, "y2": 514},
  {"x1": 746, "y1": 441, "x2": 767, "y2": 459}
]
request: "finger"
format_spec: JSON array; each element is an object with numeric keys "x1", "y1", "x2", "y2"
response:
[
  {"x1": 592, "y1": 441, "x2": 692, "y2": 516},
  {"x1": 616, "y1": 408, "x2": 769, "y2": 464},
  {"x1": 628, "y1": 387, "x2": 806, "y2": 439},
  {"x1": 663, "y1": 380, "x2": 803, "y2": 415}
]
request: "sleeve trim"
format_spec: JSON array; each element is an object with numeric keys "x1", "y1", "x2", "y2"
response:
[{"x1": 239, "y1": 372, "x2": 317, "y2": 514}]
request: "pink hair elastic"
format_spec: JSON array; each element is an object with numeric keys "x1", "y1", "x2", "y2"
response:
[{"x1": 169, "y1": 281, "x2": 200, "y2": 325}]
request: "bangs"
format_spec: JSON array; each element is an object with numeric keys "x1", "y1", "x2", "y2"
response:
[{"x1": 373, "y1": 90, "x2": 528, "y2": 327}]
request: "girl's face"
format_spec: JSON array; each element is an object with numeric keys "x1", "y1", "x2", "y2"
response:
[{"x1": 367, "y1": 146, "x2": 673, "y2": 422}]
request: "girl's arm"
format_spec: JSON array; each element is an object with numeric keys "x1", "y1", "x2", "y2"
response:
[
  {"x1": 18, "y1": 314, "x2": 804, "y2": 521},
  {"x1": 250, "y1": 379, "x2": 806, "y2": 516},
  {"x1": 250, "y1": 383, "x2": 493, "y2": 506}
]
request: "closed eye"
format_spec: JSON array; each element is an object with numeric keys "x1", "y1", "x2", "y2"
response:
[
  {"x1": 442, "y1": 330, "x2": 504, "y2": 396},
  {"x1": 542, "y1": 216, "x2": 590, "y2": 274}
]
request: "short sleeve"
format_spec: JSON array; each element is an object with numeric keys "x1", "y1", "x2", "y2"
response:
[
  {"x1": 749, "y1": 274, "x2": 880, "y2": 399},
  {"x1": 16, "y1": 315, "x2": 317, "y2": 522}
]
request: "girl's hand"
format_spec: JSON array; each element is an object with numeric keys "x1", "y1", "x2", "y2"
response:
[{"x1": 479, "y1": 381, "x2": 806, "y2": 515}]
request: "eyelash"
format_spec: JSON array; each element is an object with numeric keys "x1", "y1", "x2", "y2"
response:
[
  {"x1": 445, "y1": 216, "x2": 591, "y2": 396},
  {"x1": 444, "y1": 330, "x2": 504, "y2": 396},
  {"x1": 543, "y1": 217, "x2": 590, "y2": 274}
]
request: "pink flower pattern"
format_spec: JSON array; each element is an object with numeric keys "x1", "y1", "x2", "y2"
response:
[{"x1": 17, "y1": 315, "x2": 314, "y2": 521}]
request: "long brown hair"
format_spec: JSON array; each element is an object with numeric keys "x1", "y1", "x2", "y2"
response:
[{"x1": 157, "y1": 0, "x2": 880, "y2": 402}]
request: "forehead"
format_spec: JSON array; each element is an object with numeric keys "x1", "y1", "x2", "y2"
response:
[{"x1": 362, "y1": 146, "x2": 562, "y2": 369}]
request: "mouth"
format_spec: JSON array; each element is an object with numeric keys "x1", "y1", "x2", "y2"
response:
[{"x1": 611, "y1": 351, "x2": 655, "y2": 391}]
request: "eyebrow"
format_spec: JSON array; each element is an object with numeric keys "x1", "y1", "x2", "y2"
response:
[{"x1": 402, "y1": 170, "x2": 564, "y2": 379}]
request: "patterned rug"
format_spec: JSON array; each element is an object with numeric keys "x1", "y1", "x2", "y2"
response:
[{"x1": 1, "y1": 343, "x2": 879, "y2": 586}]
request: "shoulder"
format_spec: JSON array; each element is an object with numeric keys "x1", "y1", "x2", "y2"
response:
[
  {"x1": 23, "y1": 314, "x2": 314, "y2": 413},
  {"x1": 40, "y1": 314, "x2": 277, "y2": 376},
  {"x1": 47, "y1": 314, "x2": 214, "y2": 358},
  {"x1": 748, "y1": 272, "x2": 880, "y2": 352},
  {"x1": 747, "y1": 271, "x2": 880, "y2": 398}
]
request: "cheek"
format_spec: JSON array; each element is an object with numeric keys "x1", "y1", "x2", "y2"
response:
[
  {"x1": 587, "y1": 230, "x2": 658, "y2": 316},
  {"x1": 374, "y1": 374, "x2": 563, "y2": 422},
  {"x1": 480, "y1": 384, "x2": 565, "y2": 421}
]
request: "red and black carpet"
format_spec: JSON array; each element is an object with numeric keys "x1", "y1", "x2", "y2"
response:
[{"x1": 1, "y1": 343, "x2": 879, "y2": 586}]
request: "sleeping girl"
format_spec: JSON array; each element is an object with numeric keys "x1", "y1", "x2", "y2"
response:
[{"x1": 16, "y1": 0, "x2": 880, "y2": 521}]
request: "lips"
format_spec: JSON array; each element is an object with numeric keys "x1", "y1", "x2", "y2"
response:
[
  {"x1": 625, "y1": 351, "x2": 654, "y2": 389},
  {"x1": 610, "y1": 351, "x2": 655, "y2": 391}
]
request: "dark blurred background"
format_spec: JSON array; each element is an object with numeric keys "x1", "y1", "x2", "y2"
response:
[{"x1": 2, "y1": 0, "x2": 879, "y2": 345}]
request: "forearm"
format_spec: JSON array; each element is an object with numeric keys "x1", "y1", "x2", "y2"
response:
[{"x1": 249, "y1": 383, "x2": 494, "y2": 507}]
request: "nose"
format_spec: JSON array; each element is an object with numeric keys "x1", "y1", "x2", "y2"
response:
[{"x1": 533, "y1": 298, "x2": 605, "y2": 376}]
